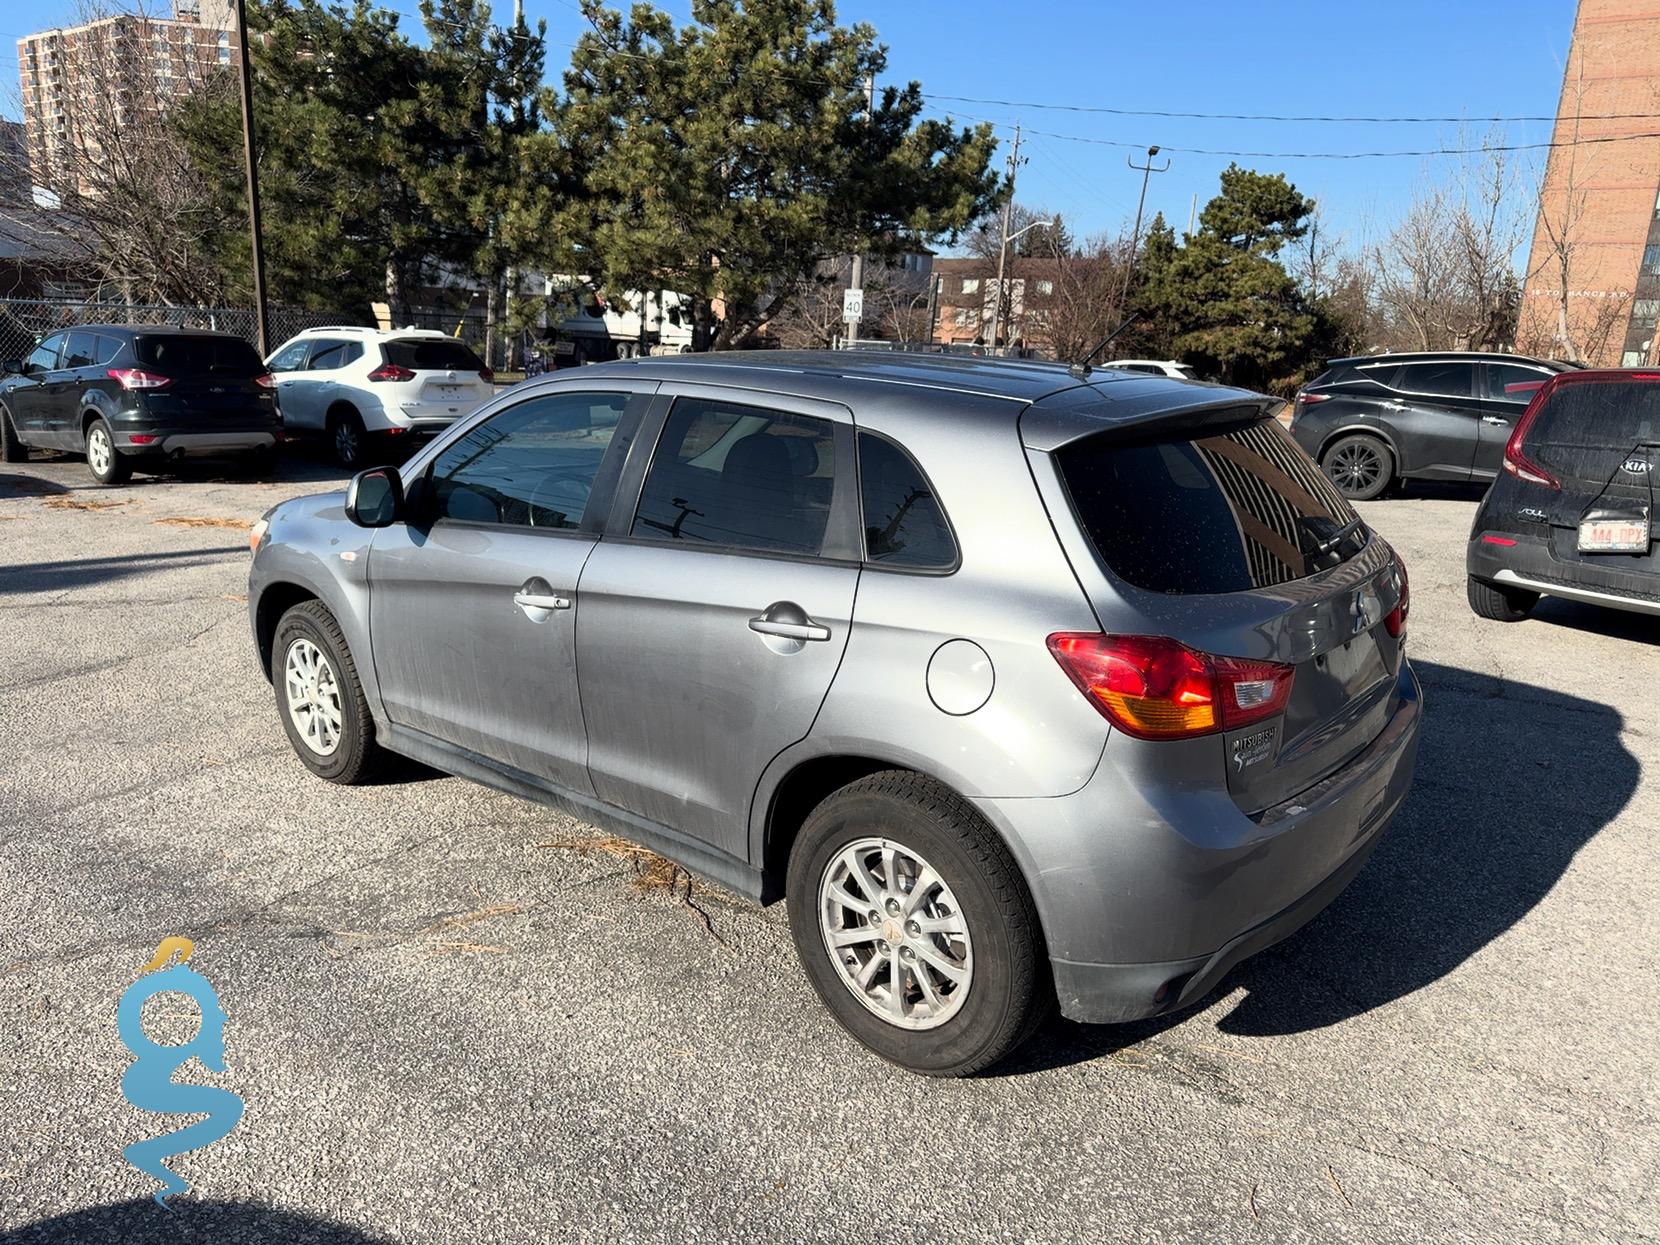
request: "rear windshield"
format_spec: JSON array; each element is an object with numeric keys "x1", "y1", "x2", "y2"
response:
[
  {"x1": 1527, "y1": 380, "x2": 1660, "y2": 474},
  {"x1": 135, "y1": 334, "x2": 265, "y2": 375},
  {"x1": 1057, "y1": 412, "x2": 1367, "y2": 594},
  {"x1": 383, "y1": 338, "x2": 485, "y2": 371}
]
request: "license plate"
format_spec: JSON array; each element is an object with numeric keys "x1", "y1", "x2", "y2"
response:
[
  {"x1": 1578, "y1": 516, "x2": 1650, "y2": 553},
  {"x1": 435, "y1": 384, "x2": 463, "y2": 398}
]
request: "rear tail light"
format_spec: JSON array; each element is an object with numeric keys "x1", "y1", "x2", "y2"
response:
[
  {"x1": 1296, "y1": 391, "x2": 1331, "y2": 404},
  {"x1": 368, "y1": 363, "x2": 416, "y2": 383},
  {"x1": 479, "y1": 367, "x2": 494, "y2": 383},
  {"x1": 254, "y1": 372, "x2": 277, "y2": 389},
  {"x1": 1047, "y1": 633, "x2": 1295, "y2": 740},
  {"x1": 1503, "y1": 384, "x2": 1559, "y2": 489},
  {"x1": 1385, "y1": 557, "x2": 1410, "y2": 638},
  {"x1": 128, "y1": 433, "x2": 159, "y2": 445},
  {"x1": 107, "y1": 367, "x2": 171, "y2": 390}
]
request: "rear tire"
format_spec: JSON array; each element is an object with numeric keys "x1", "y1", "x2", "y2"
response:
[
  {"x1": 0, "y1": 403, "x2": 28, "y2": 462},
  {"x1": 84, "y1": 417, "x2": 130, "y2": 486},
  {"x1": 785, "y1": 770, "x2": 1051, "y2": 1077},
  {"x1": 1468, "y1": 576, "x2": 1538, "y2": 622},
  {"x1": 1321, "y1": 433, "x2": 1393, "y2": 501},
  {"x1": 328, "y1": 408, "x2": 367, "y2": 469},
  {"x1": 273, "y1": 600, "x2": 383, "y2": 783}
]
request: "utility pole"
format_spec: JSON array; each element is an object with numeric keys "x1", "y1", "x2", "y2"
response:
[
  {"x1": 1114, "y1": 145, "x2": 1169, "y2": 328},
  {"x1": 844, "y1": 71, "x2": 877, "y2": 345},
  {"x1": 989, "y1": 123, "x2": 1023, "y2": 350},
  {"x1": 233, "y1": 0, "x2": 268, "y2": 356}
]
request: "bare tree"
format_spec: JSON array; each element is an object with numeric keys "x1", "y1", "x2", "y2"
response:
[
  {"x1": 1033, "y1": 232, "x2": 1123, "y2": 363},
  {"x1": 1371, "y1": 141, "x2": 1527, "y2": 352},
  {"x1": 0, "y1": 0, "x2": 231, "y2": 304}
]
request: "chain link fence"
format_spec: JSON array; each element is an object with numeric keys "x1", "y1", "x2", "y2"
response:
[{"x1": 0, "y1": 298, "x2": 358, "y2": 364}]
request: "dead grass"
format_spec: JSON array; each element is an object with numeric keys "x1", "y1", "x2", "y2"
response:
[
  {"x1": 424, "y1": 902, "x2": 528, "y2": 934},
  {"x1": 540, "y1": 834, "x2": 728, "y2": 947},
  {"x1": 42, "y1": 496, "x2": 128, "y2": 511},
  {"x1": 152, "y1": 516, "x2": 251, "y2": 530}
]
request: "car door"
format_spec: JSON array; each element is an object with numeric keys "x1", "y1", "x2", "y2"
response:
[
  {"x1": 265, "y1": 339, "x2": 315, "y2": 428},
  {"x1": 366, "y1": 383, "x2": 654, "y2": 793},
  {"x1": 297, "y1": 339, "x2": 356, "y2": 430},
  {"x1": 1477, "y1": 361, "x2": 1557, "y2": 476},
  {"x1": 575, "y1": 385, "x2": 861, "y2": 860},
  {"x1": 49, "y1": 330, "x2": 101, "y2": 446},
  {"x1": 1379, "y1": 360, "x2": 1484, "y2": 478},
  {"x1": 8, "y1": 334, "x2": 64, "y2": 444}
]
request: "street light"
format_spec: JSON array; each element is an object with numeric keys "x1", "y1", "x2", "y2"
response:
[{"x1": 990, "y1": 215, "x2": 1061, "y2": 350}]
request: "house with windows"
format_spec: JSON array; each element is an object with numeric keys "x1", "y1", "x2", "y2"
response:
[{"x1": 928, "y1": 256, "x2": 1064, "y2": 357}]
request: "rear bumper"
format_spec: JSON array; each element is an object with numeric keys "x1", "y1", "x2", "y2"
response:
[
  {"x1": 1468, "y1": 530, "x2": 1660, "y2": 614},
  {"x1": 116, "y1": 429, "x2": 276, "y2": 456},
  {"x1": 979, "y1": 660, "x2": 1422, "y2": 1025}
]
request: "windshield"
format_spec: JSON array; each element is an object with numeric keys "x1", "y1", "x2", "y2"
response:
[
  {"x1": 1057, "y1": 411, "x2": 1367, "y2": 594},
  {"x1": 135, "y1": 334, "x2": 265, "y2": 376},
  {"x1": 1527, "y1": 379, "x2": 1660, "y2": 478},
  {"x1": 383, "y1": 338, "x2": 486, "y2": 371}
]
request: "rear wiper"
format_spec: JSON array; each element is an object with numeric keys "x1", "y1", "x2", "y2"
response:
[{"x1": 1309, "y1": 516, "x2": 1364, "y2": 557}]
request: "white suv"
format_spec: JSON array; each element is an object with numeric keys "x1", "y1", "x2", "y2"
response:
[
  {"x1": 265, "y1": 327, "x2": 494, "y2": 466},
  {"x1": 1104, "y1": 359, "x2": 1201, "y2": 380}
]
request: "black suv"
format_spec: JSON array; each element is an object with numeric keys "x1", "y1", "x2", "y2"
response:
[
  {"x1": 1468, "y1": 369, "x2": 1660, "y2": 623},
  {"x1": 1291, "y1": 351, "x2": 1574, "y2": 499},
  {"x1": 0, "y1": 325, "x2": 280, "y2": 485}
]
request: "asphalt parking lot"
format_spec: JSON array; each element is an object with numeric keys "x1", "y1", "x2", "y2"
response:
[{"x1": 1, "y1": 450, "x2": 1656, "y2": 1245}]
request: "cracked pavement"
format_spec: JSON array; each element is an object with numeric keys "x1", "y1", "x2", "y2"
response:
[{"x1": 1, "y1": 457, "x2": 1656, "y2": 1244}]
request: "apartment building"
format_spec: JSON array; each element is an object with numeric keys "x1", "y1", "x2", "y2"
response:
[
  {"x1": 1519, "y1": 0, "x2": 1660, "y2": 365},
  {"x1": 929, "y1": 256, "x2": 1062, "y2": 356},
  {"x1": 16, "y1": 0, "x2": 236, "y2": 194}
]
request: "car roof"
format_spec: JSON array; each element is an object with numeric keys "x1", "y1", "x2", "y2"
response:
[
  {"x1": 563, "y1": 350, "x2": 1270, "y2": 450},
  {"x1": 294, "y1": 326, "x2": 450, "y2": 339},
  {"x1": 1325, "y1": 350, "x2": 1565, "y2": 369},
  {"x1": 43, "y1": 324, "x2": 243, "y2": 338}
]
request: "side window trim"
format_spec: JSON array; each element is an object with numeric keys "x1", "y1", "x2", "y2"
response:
[
  {"x1": 605, "y1": 385, "x2": 860, "y2": 563},
  {"x1": 1383, "y1": 361, "x2": 1476, "y2": 400},
  {"x1": 853, "y1": 429, "x2": 961, "y2": 574}
]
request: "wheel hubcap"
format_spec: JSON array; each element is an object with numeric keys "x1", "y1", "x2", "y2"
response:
[
  {"x1": 336, "y1": 424, "x2": 358, "y2": 462},
  {"x1": 1332, "y1": 444, "x2": 1381, "y2": 492},
  {"x1": 88, "y1": 428, "x2": 110, "y2": 474},
  {"x1": 284, "y1": 638, "x2": 343, "y2": 757},
  {"x1": 818, "y1": 837, "x2": 972, "y2": 1030}
]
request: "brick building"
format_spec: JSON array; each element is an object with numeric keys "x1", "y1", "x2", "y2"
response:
[
  {"x1": 1519, "y1": 0, "x2": 1660, "y2": 365},
  {"x1": 928, "y1": 256, "x2": 1064, "y2": 356},
  {"x1": 16, "y1": 0, "x2": 235, "y2": 195}
]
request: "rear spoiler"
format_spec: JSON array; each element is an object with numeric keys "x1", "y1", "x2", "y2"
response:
[{"x1": 1019, "y1": 385, "x2": 1279, "y2": 453}]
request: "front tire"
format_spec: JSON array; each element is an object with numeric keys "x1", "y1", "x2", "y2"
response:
[
  {"x1": 84, "y1": 417, "x2": 130, "y2": 486},
  {"x1": 273, "y1": 600, "x2": 383, "y2": 783},
  {"x1": 0, "y1": 403, "x2": 28, "y2": 462},
  {"x1": 786, "y1": 770, "x2": 1050, "y2": 1077},
  {"x1": 1321, "y1": 433, "x2": 1393, "y2": 501},
  {"x1": 1468, "y1": 576, "x2": 1538, "y2": 622}
]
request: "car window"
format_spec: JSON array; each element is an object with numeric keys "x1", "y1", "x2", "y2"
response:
[
  {"x1": 135, "y1": 335, "x2": 265, "y2": 375},
  {"x1": 383, "y1": 338, "x2": 485, "y2": 372},
  {"x1": 63, "y1": 331, "x2": 98, "y2": 369},
  {"x1": 633, "y1": 397, "x2": 837, "y2": 556},
  {"x1": 307, "y1": 340, "x2": 358, "y2": 371},
  {"x1": 1484, "y1": 363, "x2": 1552, "y2": 402},
  {"x1": 427, "y1": 390, "x2": 629, "y2": 529},
  {"x1": 1394, "y1": 361, "x2": 1473, "y2": 398},
  {"x1": 27, "y1": 334, "x2": 63, "y2": 372},
  {"x1": 859, "y1": 432, "x2": 955, "y2": 569},
  {"x1": 93, "y1": 335, "x2": 122, "y2": 366},
  {"x1": 268, "y1": 340, "x2": 311, "y2": 372}
]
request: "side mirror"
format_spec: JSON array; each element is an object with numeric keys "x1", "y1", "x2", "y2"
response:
[
  {"x1": 344, "y1": 467, "x2": 403, "y2": 528},
  {"x1": 2, "y1": 358, "x2": 21, "y2": 375}
]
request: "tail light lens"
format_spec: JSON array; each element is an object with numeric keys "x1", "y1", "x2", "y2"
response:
[
  {"x1": 1385, "y1": 557, "x2": 1409, "y2": 638},
  {"x1": 107, "y1": 367, "x2": 171, "y2": 390},
  {"x1": 1296, "y1": 391, "x2": 1331, "y2": 405},
  {"x1": 254, "y1": 372, "x2": 277, "y2": 389},
  {"x1": 368, "y1": 363, "x2": 416, "y2": 383},
  {"x1": 478, "y1": 367, "x2": 494, "y2": 383},
  {"x1": 1503, "y1": 385, "x2": 1559, "y2": 489},
  {"x1": 1047, "y1": 633, "x2": 1295, "y2": 740}
]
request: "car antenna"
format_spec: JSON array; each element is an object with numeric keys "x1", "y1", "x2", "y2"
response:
[{"x1": 1068, "y1": 312, "x2": 1142, "y2": 380}]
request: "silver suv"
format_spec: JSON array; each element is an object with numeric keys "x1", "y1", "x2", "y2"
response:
[{"x1": 248, "y1": 352, "x2": 1421, "y2": 1075}]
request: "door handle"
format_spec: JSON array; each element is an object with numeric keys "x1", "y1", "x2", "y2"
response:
[
  {"x1": 1481, "y1": 415, "x2": 1509, "y2": 426},
  {"x1": 514, "y1": 590, "x2": 571, "y2": 611},
  {"x1": 749, "y1": 616, "x2": 830, "y2": 642}
]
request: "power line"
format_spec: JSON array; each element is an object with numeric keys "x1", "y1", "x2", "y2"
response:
[{"x1": 921, "y1": 92, "x2": 1660, "y2": 126}]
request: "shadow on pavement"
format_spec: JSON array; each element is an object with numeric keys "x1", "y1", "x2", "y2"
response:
[
  {"x1": 0, "y1": 471, "x2": 71, "y2": 498},
  {"x1": 2, "y1": 1200, "x2": 395, "y2": 1244},
  {"x1": 0, "y1": 546, "x2": 247, "y2": 594},
  {"x1": 1527, "y1": 594, "x2": 1660, "y2": 645},
  {"x1": 1002, "y1": 656, "x2": 1637, "y2": 1071}
]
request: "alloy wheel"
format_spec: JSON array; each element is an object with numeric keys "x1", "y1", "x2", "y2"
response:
[
  {"x1": 87, "y1": 426, "x2": 112, "y2": 476},
  {"x1": 818, "y1": 836, "x2": 973, "y2": 1030},
  {"x1": 284, "y1": 637, "x2": 343, "y2": 756},
  {"x1": 334, "y1": 421, "x2": 360, "y2": 465},
  {"x1": 1330, "y1": 442, "x2": 1382, "y2": 494}
]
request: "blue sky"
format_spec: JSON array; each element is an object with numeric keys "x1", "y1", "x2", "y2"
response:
[{"x1": 1, "y1": 0, "x2": 1578, "y2": 251}]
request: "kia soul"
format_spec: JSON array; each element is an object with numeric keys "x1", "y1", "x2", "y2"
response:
[{"x1": 247, "y1": 352, "x2": 1421, "y2": 1075}]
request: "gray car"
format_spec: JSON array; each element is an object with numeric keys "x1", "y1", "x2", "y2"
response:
[{"x1": 248, "y1": 351, "x2": 1421, "y2": 1076}]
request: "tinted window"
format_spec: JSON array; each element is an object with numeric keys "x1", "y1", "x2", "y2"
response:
[
  {"x1": 27, "y1": 335, "x2": 62, "y2": 371},
  {"x1": 93, "y1": 335, "x2": 122, "y2": 366},
  {"x1": 1057, "y1": 412, "x2": 1366, "y2": 594},
  {"x1": 135, "y1": 334, "x2": 264, "y2": 375},
  {"x1": 1484, "y1": 363, "x2": 1552, "y2": 402},
  {"x1": 859, "y1": 432, "x2": 955, "y2": 569},
  {"x1": 63, "y1": 331, "x2": 97, "y2": 369},
  {"x1": 1395, "y1": 361, "x2": 1473, "y2": 398},
  {"x1": 634, "y1": 397, "x2": 836, "y2": 556},
  {"x1": 1527, "y1": 380, "x2": 1660, "y2": 477},
  {"x1": 268, "y1": 340, "x2": 310, "y2": 372},
  {"x1": 428, "y1": 390, "x2": 627, "y2": 529},
  {"x1": 308, "y1": 340, "x2": 362, "y2": 371},
  {"x1": 383, "y1": 338, "x2": 484, "y2": 371}
]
